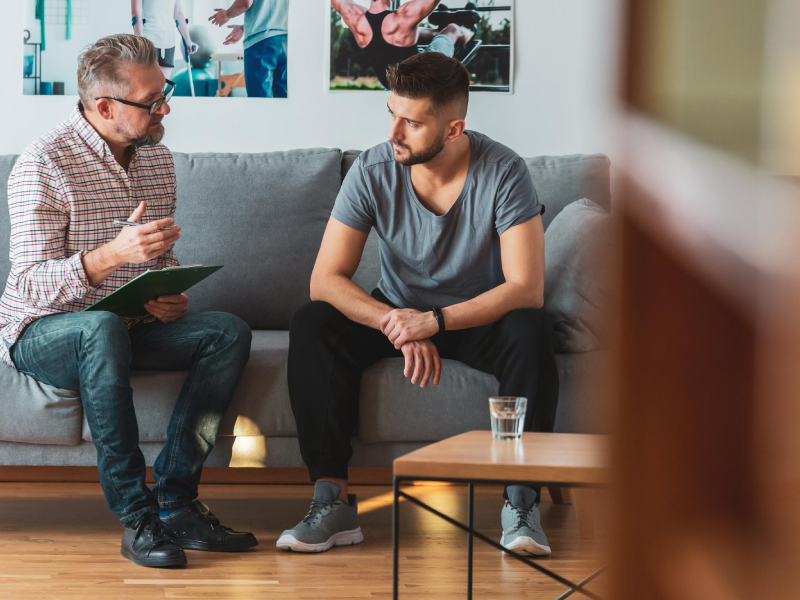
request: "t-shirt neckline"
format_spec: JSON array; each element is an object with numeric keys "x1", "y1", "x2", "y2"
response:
[{"x1": 403, "y1": 130, "x2": 477, "y2": 221}]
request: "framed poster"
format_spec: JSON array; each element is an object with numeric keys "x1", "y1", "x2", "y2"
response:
[
  {"x1": 22, "y1": 0, "x2": 289, "y2": 98},
  {"x1": 328, "y1": 0, "x2": 513, "y2": 93}
]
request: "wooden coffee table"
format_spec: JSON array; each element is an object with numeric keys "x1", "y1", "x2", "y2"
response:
[{"x1": 392, "y1": 431, "x2": 610, "y2": 600}]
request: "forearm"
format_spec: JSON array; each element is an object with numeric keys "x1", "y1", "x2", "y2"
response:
[
  {"x1": 442, "y1": 281, "x2": 543, "y2": 331},
  {"x1": 224, "y1": 0, "x2": 253, "y2": 20},
  {"x1": 81, "y1": 243, "x2": 123, "y2": 288},
  {"x1": 16, "y1": 252, "x2": 101, "y2": 308},
  {"x1": 311, "y1": 274, "x2": 391, "y2": 330},
  {"x1": 174, "y1": 2, "x2": 192, "y2": 45},
  {"x1": 132, "y1": 0, "x2": 143, "y2": 35}
]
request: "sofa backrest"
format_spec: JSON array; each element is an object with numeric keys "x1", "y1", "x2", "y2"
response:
[
  {"x1": 0, "y1": 150, "x2": 611, "y2": 331},
  {"x1": 0, "y1": 155, "x2": 18, "y2": 306}
]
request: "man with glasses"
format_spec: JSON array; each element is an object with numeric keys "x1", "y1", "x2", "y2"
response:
[{"x1": 0, "y1": 34, "x2": 256, "y2": 567}]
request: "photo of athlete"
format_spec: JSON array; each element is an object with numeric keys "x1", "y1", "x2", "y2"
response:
[{"x1": 329, "y1": 0, "x2": 512, "y2": 92}]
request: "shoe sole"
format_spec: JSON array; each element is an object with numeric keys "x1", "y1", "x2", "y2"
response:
[
  {"x1": 275, "y1": 527, "x2": 364, "y2": 553},
  {"x1": 176, "y1": 535, "x2": 259, "y2": 552},
  {"x1": 500, "y1": 532, "x2": 552, "y2": 556},
  {"x1": 121, "y1": 547, "x2": 187, "y2": 568}
]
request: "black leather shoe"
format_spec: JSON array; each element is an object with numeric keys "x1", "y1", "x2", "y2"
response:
[
  {"x1": 121, "y1": 513, "x2": 187, "y2": 568},
  {"x1": 162, "y1": 500, "x2": 258, "y2": 552}
]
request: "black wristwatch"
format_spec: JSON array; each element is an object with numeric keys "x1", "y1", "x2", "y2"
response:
[{"x1": 432, "y1": 306, "x2": 446, "y2": 334}]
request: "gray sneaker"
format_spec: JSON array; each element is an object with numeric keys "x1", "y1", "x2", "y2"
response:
[
  {"x1": 276, "y1": 481, "x2": 364, "y2": 553},
  {"x1": 500, "y1": 485, "x2": 552, "y2": 556}
]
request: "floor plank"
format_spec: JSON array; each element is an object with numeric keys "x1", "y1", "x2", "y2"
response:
[{"x1": 0, "y1": 483, "x2": 608, "y2": 599}]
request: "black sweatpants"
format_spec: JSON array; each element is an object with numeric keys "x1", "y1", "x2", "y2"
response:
[{"x1": 287, "y1": 292, "x2": 560, "y2": 499}]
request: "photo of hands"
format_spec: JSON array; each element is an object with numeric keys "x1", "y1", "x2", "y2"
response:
[{"x1": 23, "y1": 0, "x2": 288, "y2": 98}]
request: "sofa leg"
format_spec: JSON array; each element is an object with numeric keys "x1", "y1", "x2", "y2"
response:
[
  {"x1": 573, "y1": 487, "x2": 595, "y2": 539},
  {"x1": 548, "y1": 486, "x2": 573, "y2": 504}
]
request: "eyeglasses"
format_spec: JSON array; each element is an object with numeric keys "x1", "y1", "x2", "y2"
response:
[{"x1": 94, "y1": 80, "x2": 175, "y2": 115}]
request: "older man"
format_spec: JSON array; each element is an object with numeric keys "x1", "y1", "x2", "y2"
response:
[{"x1": 0, "y1": 34, "x2": 256, "y2": 567}]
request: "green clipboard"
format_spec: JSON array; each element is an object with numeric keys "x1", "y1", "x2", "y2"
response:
[{"x1": 85, "y1": 265, "x2": 223, "y2": 317}]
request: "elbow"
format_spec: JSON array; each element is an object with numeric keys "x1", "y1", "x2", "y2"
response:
[
  {"x1": 309, "y1": 274, "x2": 324, "y2": 302},
  {"x1": 519, "y1": 284, "x2": 544, "y2": 310}
]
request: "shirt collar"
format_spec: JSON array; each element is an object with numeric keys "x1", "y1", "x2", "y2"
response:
[{"x1": 70, "y1": 102, "x2": 139, "y2": 165}]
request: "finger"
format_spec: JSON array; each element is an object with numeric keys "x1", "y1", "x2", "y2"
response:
[
  {"x1": 420, "y1": 351, "x2": 433, "y2": 388},
  {"x1": 145, "y1": 229, "x2": 181, "y2": 247},
  {"x1": 389, "y1": 328, "x2": 402, "y2": 347},
  {"x1": 433, "y1": 350, "x2": 442, "y2": 385},
  {"x1": 403, "y1": 349, "x2": 412, "y2": 378},
  {"x1": 411, "y1": 349, "x2": 422, "y2": 385},
  {"x1": 128, "y1": 201, "x2": 146, "y2": 222},
  {"x1": 155, "y1": 294, "x2": 186, "y2": 303},
  {"x1": 379, "y1": 312, "x2": 391, "y2": 330},
  {"x1": 394, "y1": 331, "x2": 407, "y2": 349},
  {"x1": 139, "y1": 217, "x2": 176, "y2": 233}
]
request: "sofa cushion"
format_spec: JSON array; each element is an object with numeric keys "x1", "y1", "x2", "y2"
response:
[
  {"x1": 0, "y1": 362, "x2": 82, "y2": 445},
  {"x1": 544, "y1": 198, "x2": 615, "y2": 353},
  {"x1": 80, "y1": 328, "x2": 606, "y2": 445},
  {"x1": 171, "y1": 150, "x2": 343, "y2": 330},
  {"x1": 357, "y1": 350, "x2": 611, "y2": 442}
]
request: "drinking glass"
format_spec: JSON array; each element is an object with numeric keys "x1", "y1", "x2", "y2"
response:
[{"x1": 489, "y1": 396, "x2": 527, "y2": 440}]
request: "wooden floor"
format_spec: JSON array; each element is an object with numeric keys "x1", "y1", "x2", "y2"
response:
[{"x1": 0, "y1": 483, "x2": 608, "y2": 599}]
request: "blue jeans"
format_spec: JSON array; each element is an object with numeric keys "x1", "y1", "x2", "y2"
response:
[
  {"x1": 243, "y1": 34, "x2": 288, "y2": 98},
  {"x1": 12, "y1": 311, "x2": 252, "y2": 525}
]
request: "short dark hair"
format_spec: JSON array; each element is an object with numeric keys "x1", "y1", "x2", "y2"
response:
[{"x1": 386, "y1": 53, "x2": 470, "y2": 117}]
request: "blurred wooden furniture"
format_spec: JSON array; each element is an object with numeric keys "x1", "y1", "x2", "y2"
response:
[{"x1": 611, "y1": 1, "x2": 800, "y2": 598}]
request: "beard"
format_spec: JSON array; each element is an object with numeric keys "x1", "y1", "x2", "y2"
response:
[
  {"x1": 115, "y1": 114, "x2": 165, "y2": 148},
  {"x1": 391, "y1": 132, "x2": 447, "y2": 166}
]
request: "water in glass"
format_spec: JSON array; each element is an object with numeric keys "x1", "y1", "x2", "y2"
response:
[{"x1": 489, "y1": 396, "x2": 527, "y2": 440}]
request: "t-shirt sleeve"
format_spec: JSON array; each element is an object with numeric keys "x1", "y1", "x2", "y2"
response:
[
  {"x1": 495, "y1": 157, "x2": 544, "y2": 235},
  {"x1": 331, "y1": 156, "x2": 376, "y2": 233}
]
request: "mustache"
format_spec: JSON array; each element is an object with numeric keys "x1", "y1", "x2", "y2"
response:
[{"x1": 391, "y1": 139, "x2": 409, "y2": 150}]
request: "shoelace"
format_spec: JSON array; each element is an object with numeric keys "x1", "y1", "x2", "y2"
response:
[
  {"x1": 135, "y1": 514, "x2": 175, "y2": 547},
  {"x1": 510, "y1": 505, "x2": 535, "y2": 530},
  {"x1": 302, "y1": 498, "x2": 332, "y2": 525}
]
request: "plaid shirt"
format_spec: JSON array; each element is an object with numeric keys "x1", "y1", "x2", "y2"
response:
[{"x1": 0, "y1": 104, "x2": 179, "y2": 367}]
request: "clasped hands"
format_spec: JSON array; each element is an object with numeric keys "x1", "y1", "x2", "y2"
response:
[{"x1": 379, "y1": 308, "x2": 441, "y2": 388}]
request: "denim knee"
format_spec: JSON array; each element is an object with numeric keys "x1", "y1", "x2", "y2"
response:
[
  {"x1": 79, "y1": 311, "x2": 130, "y2": 357},
  {"x1": 199, "y1": 312, "x2": 252, "y2": 358}
]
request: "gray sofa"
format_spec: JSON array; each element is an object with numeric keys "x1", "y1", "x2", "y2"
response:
[{"x1": 0, "y1": 149, "x2": 612, "y2": 469}]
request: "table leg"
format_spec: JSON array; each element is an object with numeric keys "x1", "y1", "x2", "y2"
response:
[
  {"x1": 393, "y1": 476, "x2": 400, "y2": 600},
  {"x1": 467, "y1": 483, "x2": 474, "y2": 599}
]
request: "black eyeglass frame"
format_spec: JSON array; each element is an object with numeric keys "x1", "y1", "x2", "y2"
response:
[{"x1": 94, "y1": 79, "x2": 175, "y2": 115}]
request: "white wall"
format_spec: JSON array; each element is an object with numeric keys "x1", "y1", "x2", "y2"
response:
[{"x1": 4, "y1": 0, "x2": 621, "y2": 158}]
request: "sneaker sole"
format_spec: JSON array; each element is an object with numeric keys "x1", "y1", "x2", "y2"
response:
[
  {"x1": 276, "y1": 527, "x2": 364, "y2": 553},
  {"x1": 121, "y1": 546, "x2": 187, "y2": 568},
  {"x1": 500, "y1": 532, "x2": 552, "y2": 556},
  {"x1": 176, "y1": 535, "x2": 259, "y2": 552}
]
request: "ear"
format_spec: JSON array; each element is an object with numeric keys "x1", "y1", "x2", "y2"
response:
[
  {"x1": 445, "y1": 118, "x2": 466, "y2": 142},
  {"x1": 94, "y1": 98, "x2": 115, "y2": 121}
]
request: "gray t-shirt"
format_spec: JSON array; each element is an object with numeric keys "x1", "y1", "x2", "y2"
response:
[{"x1": 331, "y1": 130, "x2": 543, "y2": 311}]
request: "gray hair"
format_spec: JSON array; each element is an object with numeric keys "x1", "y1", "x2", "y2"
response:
[{"x1": 77, "y1": 34, "x2": 157, "y2": 110}]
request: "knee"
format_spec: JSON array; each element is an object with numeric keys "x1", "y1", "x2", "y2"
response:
[
  {"x1": 203, "y1": 312, "x2": 252, "y2": 354},
  {"x1": 80, "y1": 311, "x2": 129, "y2": 350},
  {"x1": 290, "y1": 301, "x2": 345, "y2": 341},
  {"x1": 498, "y1": 309, "x2": 548, "y2": 353}
]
